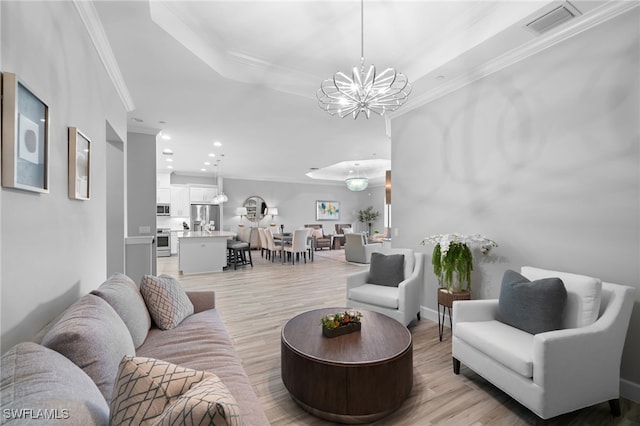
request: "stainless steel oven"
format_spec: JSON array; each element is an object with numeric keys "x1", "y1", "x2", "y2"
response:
[{"x1": 157, "y1": 228, "x2": 171, "y2": 257}]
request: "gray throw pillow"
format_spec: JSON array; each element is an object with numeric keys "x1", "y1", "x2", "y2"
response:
[
  {"x1": 497, "y1": 270, "x2": 567, "y2": 335},
  {"x1": 140, "y1": 274, "x2": 194, "y2": 330},
  {"x1": 40, "y1": 294, "x2": 136, "y2": 404},
  {"x1": 368, "y1": 253, "x2": 405, "y2": 287},
  {"x1": 91, "y1": 273, "x2": 151, "y2": 348},
  {"x1": 1, "y1": 342, "x2": 109, "y2": 425}
]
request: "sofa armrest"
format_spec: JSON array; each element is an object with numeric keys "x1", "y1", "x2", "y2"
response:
[
  {"x1": 347, "y1": 270, "x2": 369, "y2": 291},
  {"x1": 533, "y1": 283, "x2": 635, "y2": 391},
  {"x1": 452, "y1": 299, "x2": 499, "y2": 327},
  {"x1": 186, "y1": 291, "x2": 215, "y2": 313},
  {"x1": 396, "y1": 253, "x2": 423, "y2": 310}
]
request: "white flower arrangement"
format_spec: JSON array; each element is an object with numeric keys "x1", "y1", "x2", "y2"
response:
[
  {"x1": 420, "y1": 233, "x2": 498, "y2": 255},
  {"x1": 420, "y1": 233, "x2": 498, "y2": 291}
]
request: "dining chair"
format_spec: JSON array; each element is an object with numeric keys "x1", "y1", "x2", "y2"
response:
[
  {"x1": 256, "y1": 227, "x2": 268, "y2": 258},
  {"x1": 263, "y1": 228, "x2": 282, "y2": 262},
  {"x1": 284, "y1": 229, "x2": 311, "y2": 264}
]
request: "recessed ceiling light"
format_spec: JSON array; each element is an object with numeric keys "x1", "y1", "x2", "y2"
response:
[
  {"x1": 208, "y1": 153, "x2": 216, "y2": 158},
  {"x1": 201, "y1": 168, "x2": 207, "y2": 172},
  {"x1": 167, "y1": 165, "x2": 173, "y2": 169},
  {"x1": 162, "y1": 149, "x2": 173, "y2": 154},
  {"x1": 213, "y1": 141, "x2": 222, "y2": 147},
  {"x1": 204, "y1": 162, "x2": 211, "y2": 166},
  {"x1": 165, "y1": 158, "x2": 173, "y2": 163},
  {"x1": 161, "y1": 133, "x2": 171, "y2": 140}
]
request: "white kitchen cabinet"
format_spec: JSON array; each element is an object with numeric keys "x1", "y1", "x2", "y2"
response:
[
  {"x1": 157, "y1": 172, "x2": 171, "y2": 189},
  {"x1": 156, "y1": 188, "x2": 171, "y2": 203},
  {"x1": 189, "y1": 186, "x2": 218, "y2": 204},
  {"x1": 170, "y1": 185, "x2": 189, "y2": 217}
]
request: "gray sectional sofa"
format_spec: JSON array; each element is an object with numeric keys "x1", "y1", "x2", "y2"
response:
[{"x1": 0, "y1": 273, "x2": 269, "y2": 425}]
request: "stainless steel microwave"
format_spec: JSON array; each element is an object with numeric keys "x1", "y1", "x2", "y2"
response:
[{"x1": 157, "y1": 204, "x2": 170, "y2": 216}]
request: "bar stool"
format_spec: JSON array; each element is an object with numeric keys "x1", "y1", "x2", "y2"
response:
[{"x1": 227, "y1": 239, "x2": 253, "y2": 270}]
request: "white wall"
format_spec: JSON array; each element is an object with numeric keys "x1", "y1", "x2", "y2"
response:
[
  {"x1": 391, "y1": 10, "x2": 639, "y2": 395},
  {"x1": 0, "y1": 1, "x2": 127, "y2": 352}
]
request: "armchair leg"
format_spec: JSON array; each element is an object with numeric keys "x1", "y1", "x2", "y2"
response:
[
  {"x1": 417, "y1": 312, "x2": 421, "y2": 321},
  {"x1": 453, "y1": 357, "x2": 460, "y2": 375},
  {"x1": 609, "y1": 399, "x2": 621, "y2": 416}
]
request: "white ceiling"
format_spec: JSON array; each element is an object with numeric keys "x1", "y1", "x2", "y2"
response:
[{"x1": 92, "y1": 0, "x2": 604, "y2": 185}]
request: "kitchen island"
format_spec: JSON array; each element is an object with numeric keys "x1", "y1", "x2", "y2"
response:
[{"x1": 178, "y1": 231, "x2": 235, "y2": 274}]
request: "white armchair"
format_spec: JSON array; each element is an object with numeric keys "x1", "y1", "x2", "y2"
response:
[
  {"x1": 346, "y1": 249, "x2": 424, "y2": 326},
  {"x1": 344, "y1": 233, "x2": 383, "y2": 263},
  {"x1": 452, "y1": 266, "x2": 636, "y2": 421}
]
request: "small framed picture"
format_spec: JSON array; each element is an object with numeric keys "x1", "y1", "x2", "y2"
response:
[
  {"x1": 1, "y1": 72, "x2": 50, "y2": 193},
  {"x1": 68, "y1": 127, "x2": 91, "y2": 200},
  {"x1": 316, "y1": 200, "x2": 340, "y2": 221}
]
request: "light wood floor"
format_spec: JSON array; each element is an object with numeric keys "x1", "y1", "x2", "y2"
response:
[{"x1": 158, "y1": 251, "x2": 639, "y2": 426}]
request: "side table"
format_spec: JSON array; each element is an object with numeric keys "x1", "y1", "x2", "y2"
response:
[{"x1": 437, "y1": 288, "x2": 470, "y2": 341}]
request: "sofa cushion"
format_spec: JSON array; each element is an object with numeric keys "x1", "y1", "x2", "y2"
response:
[
  {"x1": 140, "y1": 274, "x2": 194, "y2": 330},
  {"x1": 91, "y1": 272, "x2": 151, "y2": 348},
  {"x1": 349, "y1": 284, "x2": 399, "y2": 309},
  {"x1": 110, "y1": 356, "x2": 241, "y2": 426},
  {"x1": 456, "y1": 320, "x2": 535, "y2": 378},
  {"x1": 40, "y1": 294, "x2": 135, "y2": 404},
  {"x1": 0, "y1": 342, "x2": 109, "y2": 425},
  {"x1": 521, "y1": 266, "x2": 602, "y2": 329},
  {"x1": 497, "y1": 270, "x2": 567, "y2": 335},
  {"x1": 368, "y1": 252, "x2": 405, "y2": 287},
  {"x1": 135, "y1": 309, "x2": 269, "y2": 426}
]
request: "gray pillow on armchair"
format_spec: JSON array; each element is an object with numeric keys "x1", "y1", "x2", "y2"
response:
[
  {"x1": 368, "y1": 252, "x2": 405, "y2": 287},
  {"x1": 497, "y1": 269, "x2": 567, "y2": 335}
]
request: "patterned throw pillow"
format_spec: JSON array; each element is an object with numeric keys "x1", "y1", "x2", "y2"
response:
[
  {"x1": 154, "y1": 376, "x2": 242, "y2": 426},
  {"x1": 140, "y1": 275, "x2": 194, "y2": 330},
  {"x1": 109, "y1": 357, "x2": 241, "y2": 426}
]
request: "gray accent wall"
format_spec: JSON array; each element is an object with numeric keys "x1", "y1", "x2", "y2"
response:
[
  {"x1": 391, "y1": 10, "x2": 639, "y2": 397},
  {"x1": 0, "y1": 2, "x2": 127, "y2": 352}
]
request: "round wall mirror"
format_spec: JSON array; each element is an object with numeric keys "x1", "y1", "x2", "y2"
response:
[{"x1": 243, "y1": 196, "x2": 268, "y2": 224}]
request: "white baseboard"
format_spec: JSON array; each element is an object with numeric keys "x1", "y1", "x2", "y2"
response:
[
  {"x1": 421, "y1": 305, "x2": 640, "y2": 404},
  {"x1": 420, "y1": 306, "x2": 451, "y2": 327},
  {"x1": 621, "y1": 378, "x2": 640, "y2": 403}
]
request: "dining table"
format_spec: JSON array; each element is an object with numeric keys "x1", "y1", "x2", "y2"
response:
[{"x1": 272, "y1": 233, "x2": 314, "y2": 264}]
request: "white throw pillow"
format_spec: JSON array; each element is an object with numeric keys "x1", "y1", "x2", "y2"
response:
[{"x1": 520, "y1": 266, "x2": 602, "y2": 329}]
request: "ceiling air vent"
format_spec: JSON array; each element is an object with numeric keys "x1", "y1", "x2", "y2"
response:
[{"x1": 526, "y1": 2, "x2": 582, "y2": 34}]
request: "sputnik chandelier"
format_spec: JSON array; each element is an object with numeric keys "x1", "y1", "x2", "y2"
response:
[{"x1": 317, "y1": 0, "x2": 411, "y2": 119}]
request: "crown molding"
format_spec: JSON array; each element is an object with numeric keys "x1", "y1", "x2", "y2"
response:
[
  {"x1": 390, "y1": 1, "x2": 639, "y2": 120},
  {"x1": 73, "y1": 0, "x2": 135, "y2": 112}
]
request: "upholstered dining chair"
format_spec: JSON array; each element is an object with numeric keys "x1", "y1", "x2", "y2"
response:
[
  {"x1": 284, "y1": 229, "x2": 311, "y2": 264},
  {"x1": 262, "y1": 228, "x2": 281, "y2": 262},
  {"x1": 346, "y1": 249, "x2": 424, "y2": 326},
  {"x1": 256, "y1": 227, "x2": 268, "y2": 258}
]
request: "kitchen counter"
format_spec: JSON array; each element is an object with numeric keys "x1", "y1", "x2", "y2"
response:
[
  {"x1": 179, "y1": 231, "x2": 235, "y2": 239},
  {"x1": 178, "y1": 231, "x2": 235, "y2": 274}
]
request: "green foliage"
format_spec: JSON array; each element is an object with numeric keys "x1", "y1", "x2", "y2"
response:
[
  {"x1": 357, "y1": 206, "x2": 380, "y2": 224},
  {"x1": 432, "y1": 242, "x2": 473, "y2": 291}
]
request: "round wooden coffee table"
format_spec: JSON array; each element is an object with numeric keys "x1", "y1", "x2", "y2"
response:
[{"x1": 281, "y1": 308, "x2": 413, "y2": 424}]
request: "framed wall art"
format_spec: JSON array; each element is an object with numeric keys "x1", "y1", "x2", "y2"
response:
[
  {"x1": 316, "y1": 200, "x2": 340, "y2": 221},
  {"x1": 68, "y1": 127, "x2": 91, "y2": 200},
  {"x1": 1, "y1": 72, "x2": 50, "y2": 193}
]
